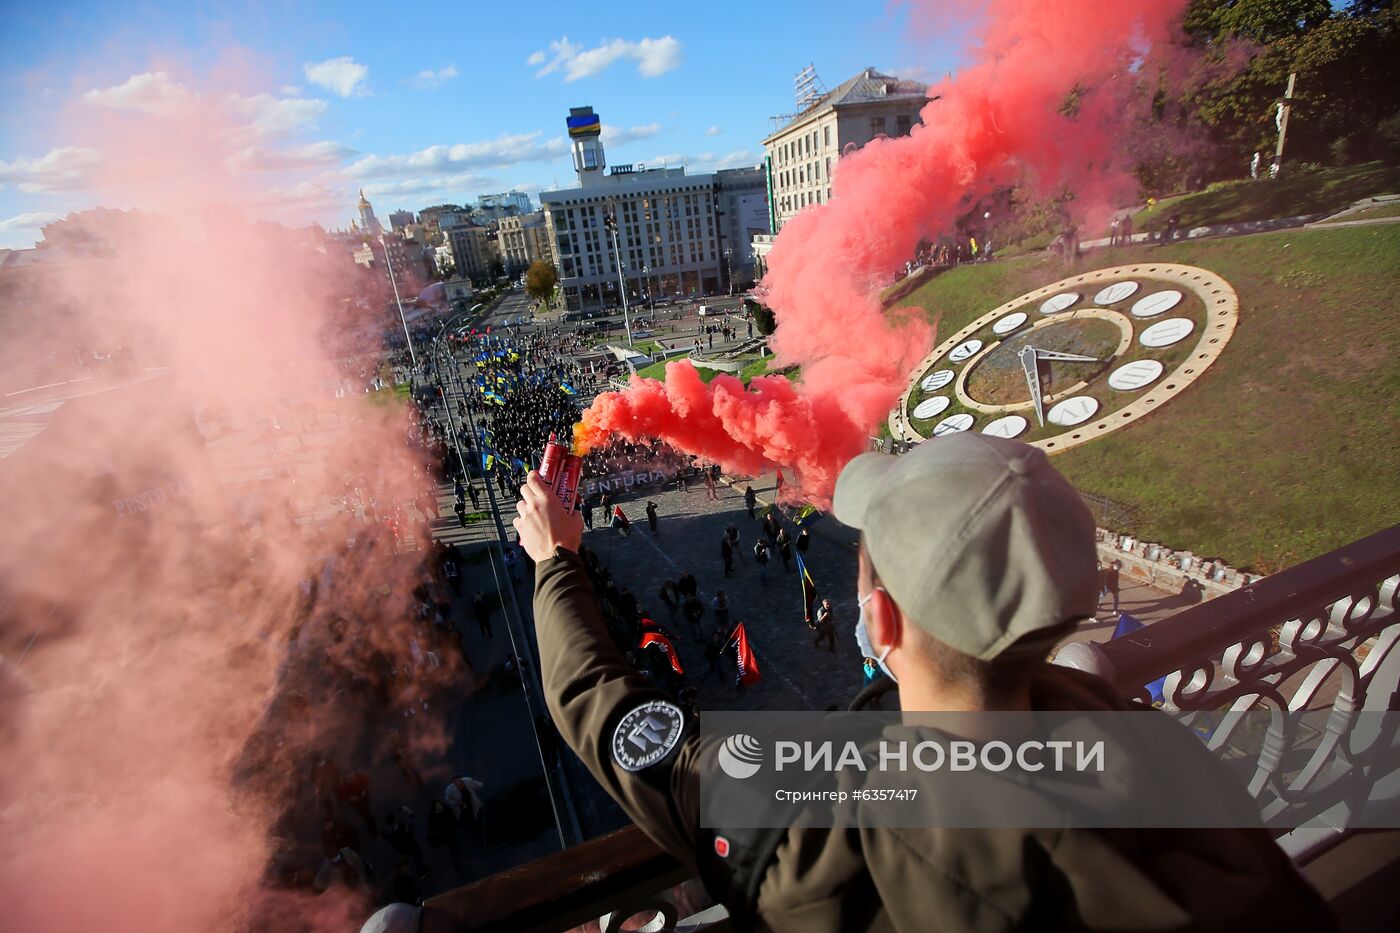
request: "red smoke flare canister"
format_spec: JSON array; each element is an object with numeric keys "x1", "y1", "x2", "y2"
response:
[{"x1": 539, "y1": 433, "x2": 582, "y2": 512}]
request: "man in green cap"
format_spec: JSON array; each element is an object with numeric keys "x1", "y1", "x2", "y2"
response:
[{"x1": 513, "y1": 434, "x2": 1334, "y2": 931}]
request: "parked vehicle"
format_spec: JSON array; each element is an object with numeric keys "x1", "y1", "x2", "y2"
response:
[{"x1": 698, "y1": 305, "x2": 711, "y2": 316}]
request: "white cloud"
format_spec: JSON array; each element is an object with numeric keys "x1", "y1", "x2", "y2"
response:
[
  {"x1": 228, "y1": 93, "x2": 328, "y2": 138},
  {"x1": 646, "y1": 149, "x2": 760, "y2": 173},
  {"x1": 347, "y1": 132, "x2": 567, "y2": 178},
  {"x1": 362, "y1": 172, "x2": 492, "y2": 199},
  {"x1": 530, "y1": 35, "x2": 681, "y2": 82},
  {"x1": 0, "y1": 147, "x2": 103, "y2": 193},
  {"x1": 705, "y1": 125, "x2": 722, "y2": 136},
  {"x1": 0, "y1": 211, "x2": 63, "y2": 232},
  {"x1": 601, "y1": 122, "x2": 662, "y2": 146},
  {"x1": 409, "y1": 65, "x2": 459, "y2": 89},
  {"x1": 303, "y1": 57, "x2": 369, "y2": 98},
  {"x1": 229, "y1": 141, "x2": 357, "y2": 173},
  {"x1": 279, "y1": 84, "x2": 302, "y2": 95},
  {"x1": 82, "y1": 71, "x2": 193, "y2": 114}
]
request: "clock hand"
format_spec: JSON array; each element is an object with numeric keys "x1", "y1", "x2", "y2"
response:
[
  {"x1": 1032, "y1": 349, "x2": 1099, "y2": 363},
  {"x1": 1018, "y1": 345, "x2": 1045, "y2": 427}
]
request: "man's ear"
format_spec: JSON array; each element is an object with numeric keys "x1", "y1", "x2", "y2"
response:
[{"x1": 866, "y1": 588, "x2": 903, "y2": 654}]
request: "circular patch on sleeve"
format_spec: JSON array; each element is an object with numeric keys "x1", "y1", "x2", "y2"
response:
[{"x1": 611, "y1": 700, "x2": 686, "y2": 772}]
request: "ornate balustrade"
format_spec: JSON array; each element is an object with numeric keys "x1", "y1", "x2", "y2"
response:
[{"x1": 1057, "y1": 522, "x2": 1400, "y2": 849}]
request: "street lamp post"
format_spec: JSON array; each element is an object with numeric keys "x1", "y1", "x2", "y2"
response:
[
  {"x1": 379, "y1": 235, "x2": 418, "y2": 371},
  {"x1": 642, "y1": 265, "x2": 653, "y2": 314},
  {"x1": 603, "y1": 211, "x2": 634, "y2": 347},
  {"x1": 724, "y1": 248, "x2": 734, "y2": 296}
]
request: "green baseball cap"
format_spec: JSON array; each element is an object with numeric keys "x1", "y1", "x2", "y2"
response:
[{"x1": 833, "y1": 434, "x2": 1097, "y2": 660}]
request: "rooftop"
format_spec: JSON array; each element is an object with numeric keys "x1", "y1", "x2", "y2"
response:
[{"x1": 764, "y1": 67, "x2": 928, "y2": 142}]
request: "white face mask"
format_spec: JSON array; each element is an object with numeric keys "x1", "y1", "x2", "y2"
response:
[{"x1": 855, "y1": 588, "x2": 897, "y2": 683}]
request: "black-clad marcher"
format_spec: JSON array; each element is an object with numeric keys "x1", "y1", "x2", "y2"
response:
[
  {"x1": 812, "y1": 597, "x2": 836, "y2": 653},
  {"x1": 744, "y1": 485, "x2": 757, "y2": 519},
  {"x1": 720, "y1": 535, "x2": 734, "y2": 577},
  {"x1": 646, "y1": 500, "x2": 659, "y2": 535},
  {"x1": 776, "y1": 528, "x2": 793, "y2": 572}
]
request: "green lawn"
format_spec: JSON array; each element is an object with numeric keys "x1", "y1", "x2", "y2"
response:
[
  {"x1": 895, "y1": 224, "x2": 1400, "y2": 573},
  {"x1": 1132, "y1": 162, "x2": 1400, "y2": 233},
  {"x1": 632, "y1": 356, "x2": 798, "y2": 385}
]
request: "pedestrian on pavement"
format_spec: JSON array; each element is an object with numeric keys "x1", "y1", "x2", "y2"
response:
[
  {"x1": 724, "y1": 523, "x2": 742, "y2": 562},
  {"x1": 813, "y1": 598, "x2": 837, "y2": 653},
  {"x1": 1101, "y1": 560, "x2": 1122, "y2": 616},
  {"x1": 678, "y1": 571, "x2": 698, "y2": 602},
  {"x1": 703, "y1": 628, "x2": 726, "y2": 683},
  {"x1": 763, "y1": 510, "x2": 780, "y2": 545},
  {"x1": 753, "y1": 539, "x2": 770, "y2": 585},
  {"x1": 776, "y1": 528, "x2": 793, "y2": 572},
  {"x1": 703, "y1": 470, "x2": 718, "y2": 501},
  {"x1": 427, "y1": 798, "x2": 464, "y2": 873},
  {"x1": 712, "y1": 590, "x2": 730, "y2": 633},
  {"x1": 582, "y1": 496, "x2": 594, "y2": 530},
  {"x1": 384, "y1": 805, "x2": 427, "y2": 876},
  {"x1": 454, "y1": 498, "x2": 468, "y2": 527},
  {"x1": 659, "y1": 579, "x2": 681, "y2": 624},
  {"x1": 720, "y1": 535, "x2": 735, "y2": 577},
  {"x1": 646, "y1": 500, "x2": 659, "y2": 535},
  {"x1": 683, "y1": 594, "x2": 705, "y2": 639},
  {"x1": 796, "y1": 527, "x2": 811, "y2": 555},
  {"x1": 472, "y1": 591, "x2": 494, "y2": 637},
  {"x1": 335, "y1": 772, "x2": 378, "y2": 836},
  {"x1": 744, "y1": 485, "x2": 757, "y2": 520},
  {"x1": 676, "y1": 468, "x2": 688, "y2": 493},
  {"x1": 467, "y1": 483, "x2": 481, "y2": 510}
]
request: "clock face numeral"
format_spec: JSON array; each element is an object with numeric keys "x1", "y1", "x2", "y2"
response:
[
  {"x1": 992, "y1": 311, "x2": 1028, "y2": 335},
  {"x1": 1046, "y1": 396, "x2": 1099, "y2": 426},
  {"x1": 982, "y1": 415, "x2": 1028, "y2": 439},
  {"x1": 933, "y1": 413, "x2": 975, "y2": 436},
  {"x1": 1107, "y1": 359, "x2": 1164, "y2": 391},
  {"x1": 1039, "y1": 292, "x2": 1079, "y2": 315},
  {"x1": 1131, "y1": 289, "x2": 1183, "y2": 318},
  {"x1": 1094, "y1": 281, "x2": 1139, "y2": 305},
  {"x1": 1138, "y1": 317, "x2": 1195, "y2": 348},
  {"x1": 912, "y1": 396, "x2": 951, "y2": 420},
  {"x1": 920, "y1": 369, "x2": 954, "y2": 391},
  {"x1": 949, "y1": 339, "x2": 983, "y2": 362}
]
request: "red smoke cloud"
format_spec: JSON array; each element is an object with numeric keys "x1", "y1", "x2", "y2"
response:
[
  {"x1": 578, "y1": 0, "x2": 1189, "y2": 504},
  {"x1": 0, "y1": 67, "x2": 454, "y2": 931}
]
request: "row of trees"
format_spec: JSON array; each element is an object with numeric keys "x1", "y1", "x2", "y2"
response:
[{"x1": 1138, "y1": 0, "x2": 1400, "y2": 189}]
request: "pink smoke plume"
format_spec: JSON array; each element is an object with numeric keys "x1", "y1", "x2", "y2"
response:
[
  {"x1": 578, "y1": 0, "x2": 1189, "y2": 504},
  {"x1": 0, "y1": 66, "x2": 462, "y2": 931}
]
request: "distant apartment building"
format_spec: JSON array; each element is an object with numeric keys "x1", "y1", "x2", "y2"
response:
[
  {"x1": 753, "y1": 67, "x2": 928, "y2": 273},
  {"x1": 417, "y1": 204, "x2": 471, "y2": 236},
  {"x1": 540, "y1": 106, "x2": 768, "y2": 309},
  {"x1": 496, "y1": 211, "x2": 554, "y2": 275},
  {"x1": 447, "y1": 223, "x2": 501, "y2": 284},
  {"x1": 478, "y1": 190, "x2": 533, "y2": 215},
  {"x1": 387, "y1": 209, "x2": 415, "y2": 232}
]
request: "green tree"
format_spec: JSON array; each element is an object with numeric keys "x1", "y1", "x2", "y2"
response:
[
  {"x1": 1185, "y1": 0, "x2": 1332, "y2": 44},
  {"x1": 524, "y1": 260, "x2": 559, "y2": 308},
  {"x1": 743, "y1": 297, "x2": 776, "y2": 336}
]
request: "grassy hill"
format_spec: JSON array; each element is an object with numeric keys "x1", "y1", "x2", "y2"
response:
[{"x1": 894, "y1": 223, "x2": 1400, "y2": 573}]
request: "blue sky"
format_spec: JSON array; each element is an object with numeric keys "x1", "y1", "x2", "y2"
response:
[{"x1": 0, "y1": 0, "x2": 968, "y2": 249}]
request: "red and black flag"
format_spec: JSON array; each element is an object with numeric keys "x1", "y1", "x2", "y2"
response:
[
  {"x1": 730, "y1": 622, "x2": 762, "y2": 687},
  {"x1": 640, "y1": 630, "x2": 684, "y2": 676}
]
